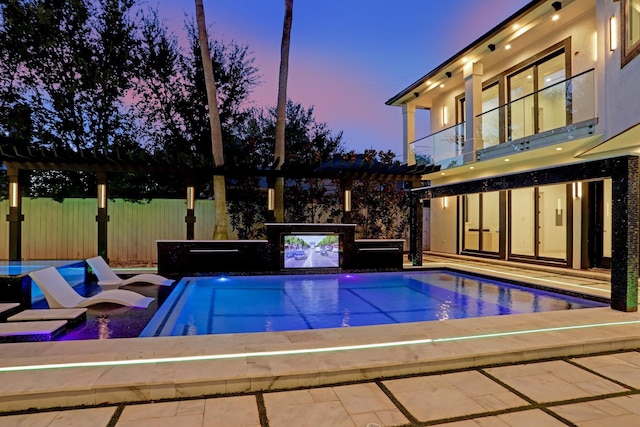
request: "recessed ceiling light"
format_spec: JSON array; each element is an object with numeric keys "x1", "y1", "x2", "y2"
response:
[
  {"x1": 505, "y1": 44, "x2": 512, "y2": 50},
  {"x1": 440, "y1": 83, "x2": 445, "y2": 88},
  {"x1": 556, "y1": 147, "x2": 563, "y2": 151},
  {"x1": 426, "y1": 80, "x2": 432, "y2": 85},
  {"x1": 469, "y1": 166, "x2": 475, "y2": 169},
  {"x1": 504, "y1": 158, "x2": 510, "y2": 162},
  {"x1": 441, "y1": 172, "x2": 446, "y2": 175},
  {"x1": 552, "y1": 14, "x2": 560, "y2": 21},
  {"x1": 513, "y1": 24, "x2": 520, "y2": 30}
]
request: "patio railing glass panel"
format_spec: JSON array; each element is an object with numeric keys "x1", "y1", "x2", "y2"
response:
[
  {"x1": 410, "y1": 122, "x2": 465, "y2": 169},
  {"x1": 476, "y1": 69, "x2": 595, "y2": 148}
]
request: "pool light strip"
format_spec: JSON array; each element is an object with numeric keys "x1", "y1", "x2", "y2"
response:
[{"x1": 2, "y1": 319, "x2": 640, "y2": 373}]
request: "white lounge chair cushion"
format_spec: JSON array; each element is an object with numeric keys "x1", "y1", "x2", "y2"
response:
[
  {"x1": 29, "y1": 267, "x2": 154, "y2": 309},
  {"x1": 86, "y1": 256, "x2": 173, "y2": 289}
]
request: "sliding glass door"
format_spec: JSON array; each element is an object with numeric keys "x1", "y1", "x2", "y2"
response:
[
  {"x1": 462, "y1": 191, "x2": 500, "y2": 254},
  {"x1": 509, "y1": 184, "x2": 568, "y2": 263}
]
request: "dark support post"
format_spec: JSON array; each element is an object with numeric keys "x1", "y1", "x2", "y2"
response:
[
  {"x1": 96, "y1": 172, "x2": 109, "y2": 260},
  {"x1": 185, "y1": 185, "x2": 196, "y2": 240},
  {"x1": 409, "y1": 189, "x2": 423, "y2": 266},
  {"x1": 6, "y1": 166, "x2": 24, "y2": 260},
  {"x1": 610, "y1": 156, "x2": 639, "y2": 312},
  {"x1": 266, "y1": 177, "x2": 276, "y2": 223},
  {"x1": 341, "y1": 179, "x2": 353, "y2": 224}
]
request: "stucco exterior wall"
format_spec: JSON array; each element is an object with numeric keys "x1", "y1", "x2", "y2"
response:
[
  {"x1": 599, "y1": 0, "x2": 640, "y2": 140},
  {"x1": 430, "y1": 196, "x2": 458, "y2": 254}
]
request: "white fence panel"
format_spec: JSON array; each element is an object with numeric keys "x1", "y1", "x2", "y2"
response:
[
  {"x1": 2, "y1": 198, "x2": 221, "y2": 262},
  {"x1": 21, "y1": 198, "x2": 95, "y2": 260}
]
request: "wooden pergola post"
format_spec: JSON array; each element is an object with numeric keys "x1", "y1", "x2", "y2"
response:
[
  {"x1": 341, "y1": 178, "x2": 353, "y2": 224},
  {"x1": 266, "y1": 176, "x2": 276, "y2": 223},
  {"x1": 186, "y1": 184, "x2": 196, "y2": 240},
  {"x1": 6, "y1": 165, "x2": 24, "y2": 260},
  {"x1": 96, "y1": 172, "x2": 109, "y2": 260}
]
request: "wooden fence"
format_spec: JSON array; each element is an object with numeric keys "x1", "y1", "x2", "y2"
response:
[{"x1": 1, "y1": 198, "x2": 218, "y2": 263}]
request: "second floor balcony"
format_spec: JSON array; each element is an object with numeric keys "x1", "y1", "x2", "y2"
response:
[{"x1": 411, "y1": 69, "x2": 597, "y2": 169}]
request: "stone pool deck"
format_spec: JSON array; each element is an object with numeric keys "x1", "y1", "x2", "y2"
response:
[{"x1": 3, "y1": 255, "x2": 640, "y2": 426}]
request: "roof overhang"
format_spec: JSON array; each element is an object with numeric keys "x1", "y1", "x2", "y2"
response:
[{"x1": 385, "y1": 0, "x2": 579, "y2": 107}]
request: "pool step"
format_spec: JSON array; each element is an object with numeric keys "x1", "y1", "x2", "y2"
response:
[
  {"x1": 8, "y1": 308, "x2": 87, "y2": 328},
  {"x1": 0, "y1": 303, "x2": 20, "y2": 321},
  {"x1": 0, "y1": 320, "x2": 67, "y2": 343}
]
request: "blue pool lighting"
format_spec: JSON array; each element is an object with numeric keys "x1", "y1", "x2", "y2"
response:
[{"x1": 141, "y1": 270, "x2": 606, "y2": 338}]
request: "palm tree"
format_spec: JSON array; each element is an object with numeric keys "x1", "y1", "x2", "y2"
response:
[
  {"x1": 195, "y1": 0, "x2": 228, "y2": 239},
  {"x1": 274, "y1": 0, "x2": 293, "y2": 222}
]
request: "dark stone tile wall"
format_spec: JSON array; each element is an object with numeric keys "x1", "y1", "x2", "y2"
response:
[{"x1": 611, "y1": 156, "x2": 639, "y2": 312}]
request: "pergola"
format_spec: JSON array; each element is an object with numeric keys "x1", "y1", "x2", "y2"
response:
[{"x1": 1, "y1": 144, "x2": 434, "y2": 262}]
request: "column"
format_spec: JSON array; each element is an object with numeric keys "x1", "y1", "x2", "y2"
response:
[
  {"x1": 96, "y1": 172, "x2": 109, "y2": 260},
  {"x1": 463, "y1": 62, "x2": 483, "y2": 162},
  {"x1": 266, "y1": 176, "x2": 276, "y2": 222},
  {"x1": 185, "y1": 185, "x2": 196, "y2": 240},
  {"x1": 408, "y1": 189, "x2": 423, "y2": 266},
  {"x1": 402, "y1": 104, "x2": 416, "y2": 165},
  {"x1": 6, "y1": 166, "x2": 24, "y2": 260},
  {"x1": 610, "y1": 156, "x2": 639, "y2": 312},
  {"x1": 341, "y1": 179, "x2": 353, "y2": 224}
]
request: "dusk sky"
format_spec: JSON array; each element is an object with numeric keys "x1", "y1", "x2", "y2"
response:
[{"x1": 155, "y1": 0, "x2": 531, "y2": 159}]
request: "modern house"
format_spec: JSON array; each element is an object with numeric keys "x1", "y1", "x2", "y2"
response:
[{"x1": 387, "y1": 0, "x2": 640, "y2": 311}]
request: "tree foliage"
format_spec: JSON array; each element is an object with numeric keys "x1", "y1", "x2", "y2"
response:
[
  {"x1": 350, "y1": 149, "x2": 411, "y2": 240},
  {"x1": 0, "y1": 0, "x2": 410, "y2": 241}
]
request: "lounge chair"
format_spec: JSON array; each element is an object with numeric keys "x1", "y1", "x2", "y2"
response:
[
  {"x1": 29, "y1": 267, "x2": 154, "y2": 309},
  {"x1": 86, "y1": 256, "x2": 174, "y2": 290}
]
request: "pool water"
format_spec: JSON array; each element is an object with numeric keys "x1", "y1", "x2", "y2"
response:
[
  {"x1": 140, "y1": 270, "x2": 606, "y2": 337},
  {"x1": 0, "y1": 260, "x2": 86, "y2": 304}
]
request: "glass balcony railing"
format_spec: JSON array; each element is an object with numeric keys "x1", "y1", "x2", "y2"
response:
[
  {"x1": 410, "y1": 122, "x2": 465, "y2": 169},
  {"x1": 475, "y1": 68, "x2": 595, "y2": 150},
  {"x1": 409, "y1": 69, "x2": 596, "y2": 170}
]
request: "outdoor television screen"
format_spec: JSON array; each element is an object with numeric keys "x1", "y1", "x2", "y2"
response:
[{"x1": 283, "y1": 234, "x2": 341, "y2": 269}]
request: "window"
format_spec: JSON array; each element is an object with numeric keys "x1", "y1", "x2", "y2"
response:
[
  {"x1": 507, "y1": 50, "x2": 566, "y2": 141},
  {"x1": 623, "y1": 0, "x2": 640, "y2": 65}
]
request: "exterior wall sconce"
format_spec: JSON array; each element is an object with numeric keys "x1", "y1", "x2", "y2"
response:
[
  {"x1": 551, "y1": 2, "x2": 561, "y2": 21},
  {"x1": 442, "y1": 197, "x2": 448, "y2": 209},
  {"x1": 97, "y1": 183, "x2": 107, "y2": 209},
  {"x1": 344, "y1": 189, "x2": 352, "y2": 212},
  {"x1": 442, "y1": 106, "x2": 448, "y2": 126},
  {"x1": 572, "y1": 182, "x2": 583, "y2": 199},
  {"x1": 186, "y1": 186, "x2": 195, "y2": 210},
  {"x1": 267, "y1": 188, "x2": 275, "y2": 211},
  {"x1": 610, "y1": 15, "x2": 618, "y2": 51},
  {"x1": 9, "y1": 181, "x2": 18, "y2": 208}
]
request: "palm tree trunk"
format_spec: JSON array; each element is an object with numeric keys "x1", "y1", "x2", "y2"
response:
[
  {"x1": 195, "y1": 0, "x2": 228, "y2": 239},
  {"x1": 274, "y1": 0, "x2": 293, "y2": 222}
]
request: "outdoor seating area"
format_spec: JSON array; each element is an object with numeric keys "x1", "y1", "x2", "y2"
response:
[
  {"x1": 28, "y1": 266, "x2": 154, "y2": 309},
  {"x1": 0, "y1": 259, "x2": 164, "y2": 343}
]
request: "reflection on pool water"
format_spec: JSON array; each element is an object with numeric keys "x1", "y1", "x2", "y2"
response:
[
  {"x1": 0, "y1": 264, "x2": 50, "y2": 276},
  {"x1": 140, "y1": 270, "x2": 607, "y2": 337},
  {"x1": 0, "y1": 261, "x2": 86, "y2": 304}
]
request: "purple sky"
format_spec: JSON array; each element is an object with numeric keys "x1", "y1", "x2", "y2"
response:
[{"x1": 154, "y1": 0, "x2": 530, "y2": 159}]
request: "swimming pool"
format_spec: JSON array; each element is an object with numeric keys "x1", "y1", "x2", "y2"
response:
[
  {"x1": 0, "y1": 260, "x2": 86, "y2": 306},
  {"x1": 140, "y1": 270, "x2": 606, "y2": 337}
]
